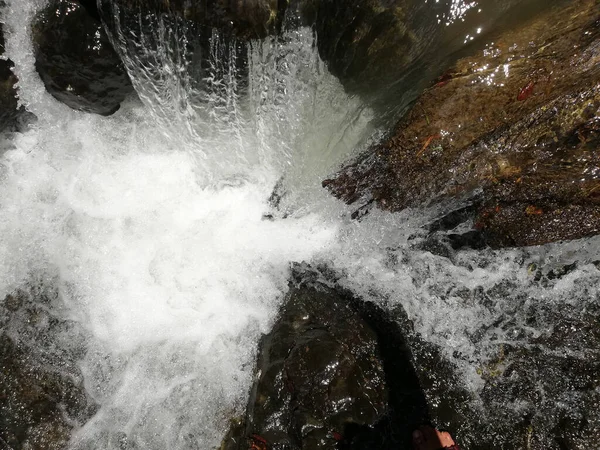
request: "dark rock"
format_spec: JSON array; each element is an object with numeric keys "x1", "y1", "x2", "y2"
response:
[
  {"x1": 0, "y1": 287, "x2": 97, "y2": 450},
  {"x1": 32, "y1": 0, "x2": 135, "y2": 115},
  {"x1": 0, "y1": 23, "x2": 34, "y2": 132},
  {"x1": 102, "y1": 0, "x2": 281, "y2": 40},
  {"x1": 477, "y1": 340, "x2": 600, "y2": 449},
  {"x1": 289, "y1": 0, "x2": 548, "y2": 112},
  {"x1": 305, "y1": 0, "x2": 438, "y2": 95},
  {"x1": 324, "y1": 0, "x2": 600, "y2": 248},
  {"x1": 222, "y1": 273, "x2": 430, "y2": 449}
]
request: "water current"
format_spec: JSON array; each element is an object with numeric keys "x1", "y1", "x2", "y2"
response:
[{"x1": 1, "y1": 0, "x2": 599, "y2": 448}]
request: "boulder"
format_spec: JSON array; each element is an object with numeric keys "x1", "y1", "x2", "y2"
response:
[
  {"x1": 32, "y1": 0, "x2": 135, "y2": 115},
  {"x1": 323, "y1": 0, "x2": 600, "y2": 248},
  {"x1": 221, "y1": 270, "x2": 430, "y2": 449},
  {"x1": 0, "y1": 287, "x2": 97, "y2": 450}
]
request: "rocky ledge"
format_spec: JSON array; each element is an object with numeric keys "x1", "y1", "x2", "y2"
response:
[
  {"x1": 99, "y1": 0, "x2": 281, "y2": 40},
  {"x1": 324, "y1": 0, "x2": 600, "y2": 248}
]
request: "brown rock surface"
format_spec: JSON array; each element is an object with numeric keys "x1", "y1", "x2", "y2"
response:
[{"x1": 324, "y1": 0, "x2": 600, "y2": 247}]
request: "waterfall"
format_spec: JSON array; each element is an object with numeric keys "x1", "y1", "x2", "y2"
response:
[{"x1": 1, "y1": 0, "x2": 598, "y2": 448}]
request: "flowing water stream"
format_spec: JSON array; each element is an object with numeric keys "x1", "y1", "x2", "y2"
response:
[{"x1": 1, "y1": 0, "x2": 599, "y2": 448}]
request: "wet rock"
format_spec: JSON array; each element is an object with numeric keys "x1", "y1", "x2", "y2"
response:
[
  {"x1": 0, "y1": 287, "x2": 97, "y2": 450},
  {"x1": 0, "y1": 23, "x2": 34, "y2": 132},
  {"x1": 303, "y1": 0, "x2": 437, "y2": 96},
  {"x1": 288, "y1": 0, "x2": 546, "y2": 110},
  {"x1": 477, "y1": 339, "x2": 600, "y2": 449},
  {"x1": 102, "y1": 0, "x2": 281, "y2": 40},
  {"x1": 324, "y1": 0, "x2": 600, "y2": 248},
  {"x1": 222, "y1": 271, "x2": 430, "y2": 449},
  {"x1": 32, "y1": 0, "x2": 135, "y2": 115}
]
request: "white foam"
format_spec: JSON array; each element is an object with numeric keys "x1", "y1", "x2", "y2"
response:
[
  {"x1": 2, "y1": 0, "x2": 600, "y2": 447},
  {"x1": 0, "y1": 2, "x2": 365, "y2": 447}
]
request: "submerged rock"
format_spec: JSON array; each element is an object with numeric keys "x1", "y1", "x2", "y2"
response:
[
  {"x1": 0, "y1": 287, "x2": 97, "y2": 449},
  {"x1": 222, "y1": 272, "x2": 430, "y2": 449},
  {"x1": 32, "y1": 0, "x2": 134, "y2": 115},
  {"x1": 324, "y1": 0, "x2": 600, "y2": 248},
  {"x1": 476, "y1": 303, "x2": 600, "y2": 449}
]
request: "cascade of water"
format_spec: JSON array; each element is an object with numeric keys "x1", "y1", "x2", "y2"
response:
[
  {"x1": 0, "y1": 1, "x2": 372, "y2": 448},
  {"x1": 0, "y1": 0, "x2": 598, "y2": 448}
]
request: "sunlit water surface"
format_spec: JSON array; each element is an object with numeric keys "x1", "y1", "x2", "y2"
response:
[{"x1": 1, "y1": 0, "x2": 599, "y2": 448}]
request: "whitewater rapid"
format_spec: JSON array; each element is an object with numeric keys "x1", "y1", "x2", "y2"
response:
[{"x1": 1, "y1": 0, "x2": 599, "y2": 448}]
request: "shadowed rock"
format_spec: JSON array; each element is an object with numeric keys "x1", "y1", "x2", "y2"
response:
[
  {"x1": 324, "y1": 0, "x2": 600, "y2": 248},
  {"x1": 221, "y1": 269, "x2": 429, "y2": 449},
  {"x1": 286, "y1": 0, "x2": 551, "y2": 112},
  {"x1": 32, "y1": 0, "x2": 135, "y2": 115}
]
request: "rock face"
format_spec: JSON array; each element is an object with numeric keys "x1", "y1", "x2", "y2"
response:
[
  {"x1": 32, "y1": 0, "x2": 135, "y2": 115},
  {"x1": 222, "y1": 271, "x2": 430, "y2": 449},
  {"x1": 0, "y1": 287, "x2": 97, "y2": 450},
  {"x1": 324, "y1": 0, "x2": 600, "y2": 248},
  {"x1": 301, "y1": 0, "x2": 437, "y2": 94}
]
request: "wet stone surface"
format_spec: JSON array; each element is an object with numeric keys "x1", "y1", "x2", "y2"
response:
[
  {"x1": 221, "y1": 268, "x2": 431, "y2": 449},
  {"x1": 32, "y1": 0, "x2": 135, "y2": 115},
  {"x1": 473, "y1": 288, "x2": 600, "y2": 449},
  {"x1": 324, "y1": 0, "x2": 600, "y2": 248},
  {"x1": 385, "y1": 245, "x2": 600, "y2": 450},
  {"x1": 0, "y1": 286, "x2": 97, "y2": 450},
  {"x1": 289, "y1": 0, "x2": 548, "y2": 112}
]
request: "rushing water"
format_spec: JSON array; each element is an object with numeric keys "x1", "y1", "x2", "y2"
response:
[{"x1": 1, "y1": 0, "x2": 599, "y2": 449}]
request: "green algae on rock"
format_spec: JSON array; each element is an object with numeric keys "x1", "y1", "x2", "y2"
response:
[
  {"x1": 324, "y1": 0, "x2": 600, "y2": 248},
  {"x1": 32, "y1": 0, "x2": 135, "y2": 115}
]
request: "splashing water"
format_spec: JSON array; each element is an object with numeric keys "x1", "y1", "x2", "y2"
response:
[{"x1": 1, "y1": 0, "x2": 599, "y2": 449}]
